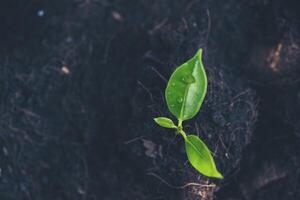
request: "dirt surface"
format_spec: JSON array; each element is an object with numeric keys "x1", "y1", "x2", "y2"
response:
[{"x1": 0, "y1": 0, "x2": 299, "y2": 200}]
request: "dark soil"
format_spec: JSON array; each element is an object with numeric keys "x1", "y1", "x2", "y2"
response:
[{"x1": 0, "y1": 0, "x2": 299, "y2": 200}]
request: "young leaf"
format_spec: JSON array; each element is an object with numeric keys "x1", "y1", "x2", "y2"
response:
[
  {"x1": 165, "y1": 49, "x2": 207, "y2": 121},
  {"x1": 154, "y1": 117, "x2": 177, "y2": 129},
  {"x1": 185, "y1": 135, "x2": 223, "y2": 179}
]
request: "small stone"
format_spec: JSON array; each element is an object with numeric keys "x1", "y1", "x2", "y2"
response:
[
  {"x1": 37, "y1": 9, "x2": 45, "y2": 17},
  {"x1": 61, "y1": 66, "x2": 70, "y2": 75},
  {"x1": 111, "y1": 11, "x2": 124, "y2": 22}
]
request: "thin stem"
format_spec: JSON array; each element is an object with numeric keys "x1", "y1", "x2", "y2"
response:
[
  {"x1": 179, "y1": 129, "x2": 187, "y2": 140},
  {"x1": 178, "y1": 119, "x2": 183, "y2": 128},
  {"x1": 177, "y1": 120, "x2": 187, "y2": 140}
]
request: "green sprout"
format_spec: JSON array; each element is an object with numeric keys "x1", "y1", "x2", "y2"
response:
[{"x1": 154, "y1": 49, "x2": 223, "y2": 179}]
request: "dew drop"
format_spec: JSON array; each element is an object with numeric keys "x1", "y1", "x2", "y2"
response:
[
  {"x1": 177, "y1": 97, "x2": 183, "y2": 103},
  {"x1": 181, "y1": 74, "x2": 195, "y2": 84},
  {"x1": 171, "y1": 83, "x2": 176, "y2": 87}
]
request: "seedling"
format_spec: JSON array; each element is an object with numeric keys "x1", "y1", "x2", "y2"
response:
[{"x1": 154, "y1": 49, "x2": 223, "y2": 179}]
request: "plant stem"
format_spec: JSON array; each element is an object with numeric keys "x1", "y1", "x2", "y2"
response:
[
  {"x1": 179, "y1": 129, "x2": 187, "y2": 140},
  {"x1": 178, "y1": 119, "x2": 183, "y2": 128},
  {"x1": 177, "y1": 120, "x2": 186, "y2": 140},
  {"x1": 177, "y1": 120, "x2": 187, "y2": 140}
]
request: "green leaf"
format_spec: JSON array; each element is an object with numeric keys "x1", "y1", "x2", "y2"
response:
[
  {"x1": 165, "y1": 49, "x2": 207, "y2": 121},
  {"x1": 154, "y1": 117, "x2": 177, "y2": 129},
  {"x1": 185, "y1": 135, "x2": 223, "y2": 179}
]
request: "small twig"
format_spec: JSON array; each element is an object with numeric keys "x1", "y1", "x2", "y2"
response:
[
  {"x1": 102, "y1": 32, "x2": 116, "y2": 64},
  {"x1": 194, "y1": 122, "x2": 200, "y2": 137},
  {"x1": 147, "y1": 172, "x2": 216, "y2": 189},
  {"x1": 184, "y1": 0, "x2": 199, "y2": 13},
  {"x1": 148, "y1": 18, "x2": 168, "y2": 35},
  {"x1": 123, "y1": 136, "x2": 144, "y2": 144},
  {"x1": 18, "y1": 108, "x2": 40, "y2": 119},
  {"x1": 217, "y1": 135, "x2": 230, "y2": 157},
  {"x1": 230, "y1": 90, "x2": 251, "y2": 107},
  {"x1": 137, "y1": 80, "x2": 154, "y2": 101},
  {"x1": 205, "y1": 9, "x2": 211, "y2": 47},
  {"x1": 232, "y1": 90, "x2": 250, "y2": 101},
  {"x1": 151, "y1": 67, "x2": 167, "y2": 83}
]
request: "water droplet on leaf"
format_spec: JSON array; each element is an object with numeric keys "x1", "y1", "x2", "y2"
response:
[
  {"x1": 177, "y1": 98, "x2": 183, "y2": 103},
  {"x1": 181, "y1": 74, "x2": 195, "y2": 84}
]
